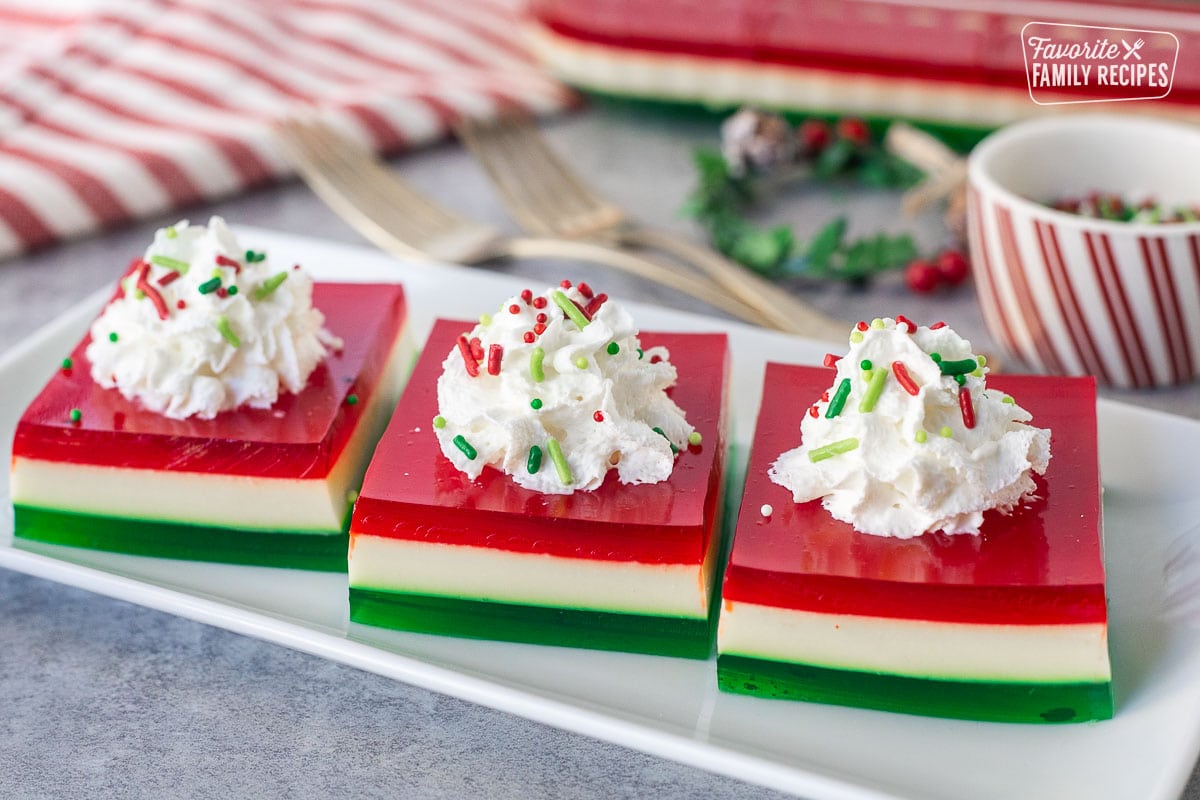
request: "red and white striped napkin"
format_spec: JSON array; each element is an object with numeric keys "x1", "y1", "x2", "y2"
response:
[{"x1": 0, "y1": 0, "x2": 571, "y2": 260}]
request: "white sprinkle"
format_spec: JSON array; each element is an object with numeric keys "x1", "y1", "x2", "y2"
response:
[{"x1": 760, "y1": 504, "x2": 773, "y2": 518}]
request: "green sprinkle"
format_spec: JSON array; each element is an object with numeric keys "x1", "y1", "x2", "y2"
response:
[
  {"x1": 211, "y1": 268, "x2": 222, "y2": 279},
  {"x1": 253, "y1": 271, "x2": 288, "y2": 300},
  {"x1": 346, "y1": 394, "x2": 358, "y2": 405},
  {"x1": 546, "y1": 436, "x2": 572, "y2": 484},
  {"x1": 527, "y1": 445, "x2": 543, "y2": 475},
  {"x1": 480, "y1": 313, "x2": 493, "y2": 326},
  {"x1": 133, "y1": 288, "x2": 145, "y2": 300},
  {"x1": 849, "y1": 331, "x2": 864, "y2": 343},
  {"x1": 688, "y1": 431, "x2": 703, "y2": 446},
  {"x1": 150, "y1": 254, "x2": 189, "y2": 273},
  {"x1": 68, "y1": 408, "x2": 82, "y2": 423},
  {"x1": 637, "y1": 348, "x2": 644, "y2": 359},
  {"x1": 198, "y1": 277, "x2": 221, "y2": 295},
  {"x1": 870, "y1": 318, "x2": 885, "y2": 330},
  {"x1": 652, "y1": 426, "x2": 679, "y2": 454},
  {"x1": 940, "y1": 426, "x2": 953, "y2": 438},
  {"x1": 108, "y1": 332, "x2": 119, "y2": 343},
  {"x1": 61, "y1": 357, "x2": 73, "y2": 370},
  {"x1": 432, "y1": 415, "x2": 447, "y2": 429},
  {"x1": 977, "y1": 355, "x2": 987, "y2": 367},
  {"x1": 164, "y1": 226, "x2": 177, "y2": 239},
  {"x1": 939, "y1": 357, "x2": 978, "y2": 376},
  {"x1": 452, "y1": 434, "x2": 477, "y2": 460},
  {"x1": 954, "y1": 373, "x2": 966, "y2": 386},
  {"x1": 530, "y1": 346, "x2": 545, "y2": 382},
  {"x1": 930, "y1": 352, "x2": 942, "y2": 363},
  {"x1": 858, "y1": 367, "x2": 888, "y2": 413},
  {"x1": 859, "y1": 359, "x2": 872, "y2": 371},
  {"x1": 1002, "y1": 396, "x2": 1015, "y2": 405},
  {"x1": 915, "y1": 429, "x2": 927, "y2": 443},
  {"x1": 808, "y1": 437, "x2": 860, "y2": 462},
  {"x1": 213, "y1": 315, "x2": 240, "y2": 348},
  {"x1": 606, "y1": 342, "x2": 620, "y2": 355},
  {"x1": 825, "y1": 378, "x2": 852, "y2": 418},
  {"x1": 227, "y1": 285, "x2": 238, "y2": 296},
  {"x1": 552, "y1": 289, "x2": 590, "y2": 329},
  {"x1": 245, "y1": 249, "x2": 266, "y2": 263},
  {"x1": 574, "y1": 356, "x2": 588, "y2": 370},
  {"x1": 530, "y1": 398, "x2": 543, "y2": 410}
]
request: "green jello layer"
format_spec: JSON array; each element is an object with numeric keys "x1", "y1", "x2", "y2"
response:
[
  {"x1": 14, "y1": 505, "x2": 348, "y2": 571},
  {"x1": 717, "y1": 654, "x2": 1113, "y2": 724},
  {"x1": 349, "y1": 587, "x2": 715, "y2": 658}
]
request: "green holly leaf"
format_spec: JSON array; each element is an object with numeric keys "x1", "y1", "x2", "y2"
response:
[{"x1": 804, "y1": 216, "x2": 847, "y2": 269}]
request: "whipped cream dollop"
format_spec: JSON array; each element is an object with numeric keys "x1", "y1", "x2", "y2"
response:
[
  {"x1": 770, "y1": 317, "x2": 1050, "y2": 539},
  {"x1": 433, "y1": 282, "x2": 694, "y2": 494},
  {"x1": 85, "y1": 217, "x2": 338, "y2": 420}
]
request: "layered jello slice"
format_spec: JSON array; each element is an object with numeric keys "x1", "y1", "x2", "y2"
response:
[
  {"x1": 11, "y1": 281, "x2": 411, "y2": 570},
  {"x1": 348, "y1": 313, "x2": 730, "y2": 658},
  {"x1": 718, "y1": 362, "x2": 1111, "y2": 722}
]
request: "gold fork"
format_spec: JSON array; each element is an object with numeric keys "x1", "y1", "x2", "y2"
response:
[
  {"x1": 275, "y1": 119, "x2": 764, "y2": 323},
  {"x1": 455, "y1": 114, "x2": 850, "y2": 343}
]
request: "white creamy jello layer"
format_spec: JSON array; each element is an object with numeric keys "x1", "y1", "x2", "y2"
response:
[
  {"x1": 718, "y1": 601, "x2": 1111, "y2": 683},
  {"x1": 11, "y1": 327, "x2": 414, "y2": 533},
  {"x1": 349, "y1": 533, "x2": 721, "y2": 618}
]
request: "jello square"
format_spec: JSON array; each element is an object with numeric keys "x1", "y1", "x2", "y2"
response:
[
  {"x1": 348, "y1": 318, "x2": 730, "y2": 658},
  {"x1": 11, "y1": 282, "x2": 412, "y2": 571},
  {"x1": 717, "y1": 362, "x2": 1112, "y2": 723}
]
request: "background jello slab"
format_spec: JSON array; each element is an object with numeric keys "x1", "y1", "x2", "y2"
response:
[
  {"x1": 11, "y1": 282, "x2": 411, "y2": 571},
  {"x1": 719, "y1": 363, "x2": 1111, "y2": 723},
  {"x1": 349, "y1": 318, "x2": 729, "y2": 658}
]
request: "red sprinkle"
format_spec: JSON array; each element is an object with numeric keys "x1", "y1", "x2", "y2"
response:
[
  {"x1": 156, "y1": 270, "x2": 182, "y2": 287},
  {"x1": 821, "y1": 391, "x2": 830, "y2": 402},
  {"x1": 293, "y1": 263, "x2": 301, "y2": 270},
  {"x1": 520, "y1": 289, "x2": 533, "y2": 304},
  {"x1": 822, "y1": 353, "x2": 841, "y2": 368},
  {"x1": 523, "y1": 331, "x2": 535, "y2": 343},
  {"x1": 535, "y1": 312, "x2": 547, "y2": 324},
  {"x1": 559, "y1": 279, "x2": 572, "y2": 289},
  {"x1": 855, "y1": 321, "x2": 869, "y2": 331},
  {"x1": 930, "y1": 321, "x2": 947, "y2": 330},
  {"x1": 176, "y1": 299, "x2": 187, "y2": 309},
  {"x1": 457, "y1": 335, "x2": 479, "y2": 377},
  {"x1": 532, "y1": 296, "x2": 547, "y2": 309},
  {"x1": 571, "y1": 298, "x2": 593, "y2": 321},
  {"x1": 959, "y1": 385, "x2": 976, "y2": 429},
  {"x1": 593, "y1": 410, "x2": 604, "y2": 422},
  {"x1": 895, "y1": 314, "x2": 917, "y2": 334},
  {"x1": 650, "y1": 355, "x2": 662, "y2": 364},
  {"x1": 508, "y1": 304, "x2": 521, "y2": 314},
  {"x1": 134, "y1": 261, "x2": 170, "y2": 321},
  {"x1": 577, "y1": 282, "x2": 594, "y2": 299},
  {"x1": 216, "y1": 287, "x2": 228, "y2": 298},
  {"x1": 892, "y1": 361, "x2": 921, "y2": 396},
  {"x1": 215, "y1": 254, "x2": 241, "y2": 272},
  {"x1": 808, "y1": 405, "x2": 820, "y2": 418},
  {"x1": 487, "y1": 344, "x2": 503, "y2": 375},
  {"x1": 469, "y1": 337, "x2": 484, "y2": 361},
  {"x1": 584, "y1": 293, "x2": 608, "y2": 316},
  {"x1": 533, "y1": 323, "x2": 547, "y2": 335}
]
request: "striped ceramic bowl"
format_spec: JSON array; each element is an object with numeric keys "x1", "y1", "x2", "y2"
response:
[{"x1": 967, "y1": 115, "x2": 1200, "y2": 388}]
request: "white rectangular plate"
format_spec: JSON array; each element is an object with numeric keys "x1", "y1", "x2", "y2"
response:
[{"x1": 4, "y1": 230, "x2": 1200, "y2": 800}]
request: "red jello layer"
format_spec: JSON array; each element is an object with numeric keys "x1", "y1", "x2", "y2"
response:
[
  {"x1": 13, "y1": 282, "x2": 407, "y2": 479},
  {"x1": 350, "y1": 319, "x2": 729, "y2": 565},
  {"x1": 722, "y1": 363, "x2": 1105, "y2": 626}
]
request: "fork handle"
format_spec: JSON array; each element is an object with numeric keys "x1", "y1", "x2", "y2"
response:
[
  {"x1": 501, "y1": 237, "x2": 768, "y2": 325},
  {"x1": 620, "y1": 227, "x2": 850, "y2": 343}
]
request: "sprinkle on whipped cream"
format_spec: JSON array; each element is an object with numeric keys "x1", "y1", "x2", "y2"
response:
[
  {"x1": 770, "y1": 317, "x2": 1051, "y2": 539},
  {"x1": 85, "y1": 217, "x2": 340, "y2": 420},
  {"x1": 433, "y1": 281, "x2": 694, "y2": 494}
]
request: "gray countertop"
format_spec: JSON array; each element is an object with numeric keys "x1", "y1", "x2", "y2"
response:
[{"x1": 2, "y1": 105, "x2": 1198, "y2": 800}]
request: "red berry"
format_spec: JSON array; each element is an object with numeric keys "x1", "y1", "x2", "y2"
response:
[
  {"x1": 936, "y1": 250, "x2": 970, "y2": 285},
  {"x1": 797, "y1": 119, "x2": 831, "y2": 154},
  {"x1": 835, "y1": 117, "x2": 871, "y2": 146},
  {"x1": 905, "y1": 259, "x2": 941, "y2": 293}
]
